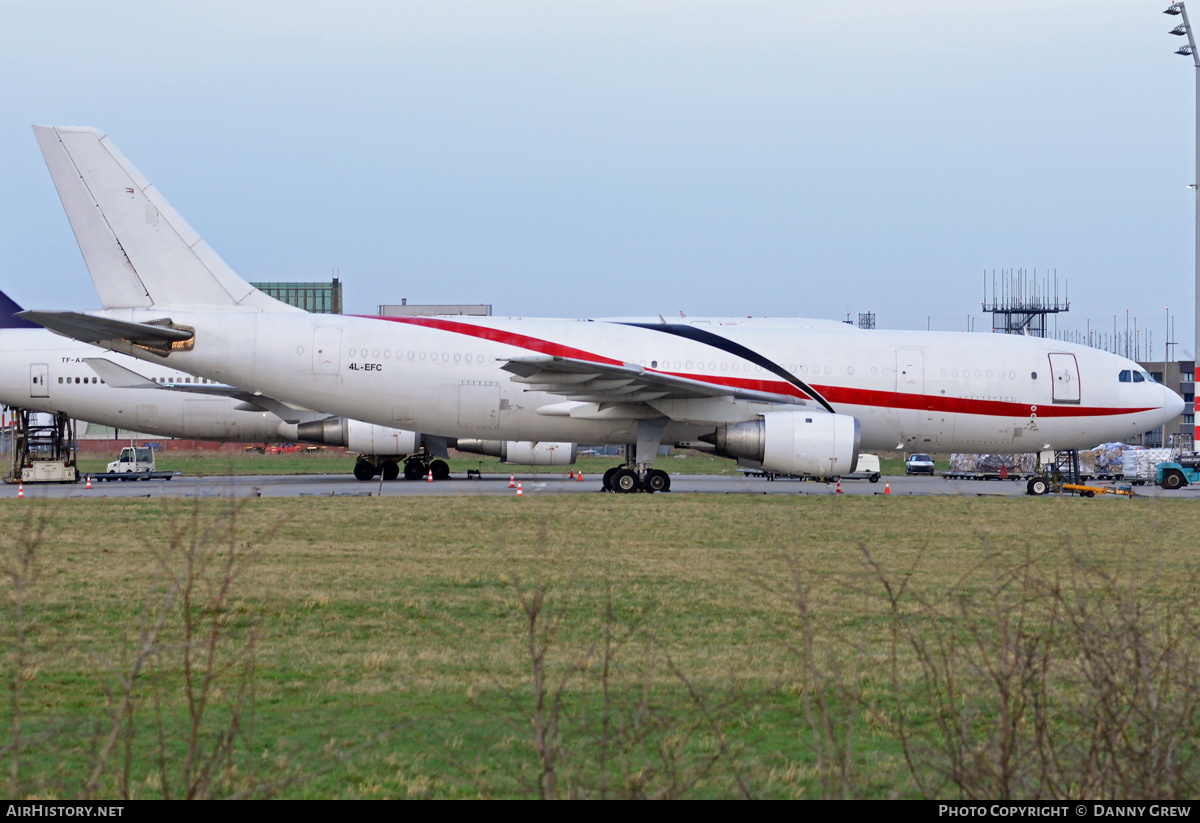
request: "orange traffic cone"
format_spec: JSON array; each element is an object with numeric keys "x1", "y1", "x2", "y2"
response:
[
  {"x1": 509, "y1": 474, "x2": 516, "y2": 488},
  {"x1": 835, "y1": 478, "x2": 843, "y2": 494},
  {"x1": 569, "y1": 469, "x2": 574, "y2": 479},
  {"x1": 884, "y1": 482, "x2": 890, "y2": 495},
  {"x1": 17, "y1": 481, "x2": 23, "y2": 499},
  {"x1": 576, "y1": 471, "x2": 583, "y2": 482},
  {"x1": 516, "y1": 481, "x2": 523, "y2": 497},
  {"x1": 427, "y1": 469, "x2": 433, "y2": 482},
  {"x1": 86, "y1": 475, "x2": 92, "y2": 490}
]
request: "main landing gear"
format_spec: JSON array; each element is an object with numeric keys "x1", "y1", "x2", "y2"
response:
[
  {"x1": 354, "y1": 455, "x2": 450, "y2": 481},
  {"x1": 601, "y1": 430, "x2": 672, "y2": 494},
  {"x1": 602, "y1": 465, "x2": 671, "y2": 493}
]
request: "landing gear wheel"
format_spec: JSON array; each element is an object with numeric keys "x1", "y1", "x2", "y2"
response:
[
  {"x1": 403, "y1": 459, "x2": 426, "y2": 481},
  {"x1": 381, "y1": 461, "x2": 400, "y2": 481},
  {"x1": 612, "y1": 468, "x2": 641, "y2": 494},
  {"x1": 353, "y1": 460, "x2": 376, "y2": 481},
  {"x1": 1026, "y1": 476, "x2": 1050, "y2": 496},
  {"x1": 430, "y1": 459, "x2": 451, "y2": 481},
  {"x1": 602, "y1": 466, "x2": 620, "y2": 492},
  {"x1": 1162, "y1": 470, "x2": 1185, "y2": 490},
  {"x1": 645, "y1": 469, "x2": 671, "y2": 493}
]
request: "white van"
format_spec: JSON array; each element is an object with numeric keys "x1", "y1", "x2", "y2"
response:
[{"x1": 842, "y1": 453, "x2": 881, "y2": 483}]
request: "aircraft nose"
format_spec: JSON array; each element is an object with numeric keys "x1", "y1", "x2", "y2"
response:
[{"x1": 1164, "y1": 385, "x2": 1185, "y2": 421}]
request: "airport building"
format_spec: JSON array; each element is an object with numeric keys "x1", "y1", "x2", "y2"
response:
[
  {"x1": 379, "y1": 300, "x2": 491, "y2": 317},
  {"x1": 250, "y1": 278, "x2": 343, "y2": 314}
]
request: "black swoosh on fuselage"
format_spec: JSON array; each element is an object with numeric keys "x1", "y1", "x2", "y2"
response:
[{"x1": 619, "y1": 322, "x2": 837, "y2": 414}]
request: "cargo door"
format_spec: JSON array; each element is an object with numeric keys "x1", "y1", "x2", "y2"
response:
[
  {"x1": 30, "y1": 364, "x2": 48, "y2": 397},
  {"x1": 1048, "y1": 353, "x2": 1080, "y2": 404},
  {"x1": 184, "y1": 399, "x2": 233, "y2": 438},
  {"x1": 312, "y1": 327, "x2": 342, "y2": 375},
  {"x1": 458, "y1": 382, "x2": 500, "y2": 429},
  {"x1": 894, "y1": 348, "x2": 944, "y2": 447},
  {"x1": 136, "y1": 404, "x2": 160, "y2": 431},
  {"x1": 895, "y1": 348, "x2": 924, "y2": 394}
]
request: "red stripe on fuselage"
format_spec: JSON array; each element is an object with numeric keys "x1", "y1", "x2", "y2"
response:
[
  {"x1": 362, "y1": 316, "x2": 1154, "y2": 419},
  {"x1": 369, "y1": 315, "x2": 626, "y2": 366}
]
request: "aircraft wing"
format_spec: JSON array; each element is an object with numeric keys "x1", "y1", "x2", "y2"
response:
[
  {"x1": 18, "y1": 310, "x2": 192, "y2": 352},
  {"x1": 500, "y1": 355, "x2": 806, "y2": 405},
  {"x1": 83, "y1": 358, "x2": 326, "y2": 423}
]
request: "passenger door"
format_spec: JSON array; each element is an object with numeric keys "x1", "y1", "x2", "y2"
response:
[
  {"x1": 312, "y1": 327, "x2": 342, "y2": 375},
  {"x1": 30, "y1": 364, "x2": 49, "y2": 398},
  {"x1": 1048, "y1": 353, "x2": 1080, "y2": 404}
]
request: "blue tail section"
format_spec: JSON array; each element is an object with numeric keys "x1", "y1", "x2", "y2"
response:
[{"x1": 0, "y1": 289, "x2": 39, "y2": 329}]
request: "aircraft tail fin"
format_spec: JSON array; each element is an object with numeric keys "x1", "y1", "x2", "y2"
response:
[
  {"x1": 33, "y1": 126, "x2": 299, "y2": 313},
  {"x1": 0, "y1": 288, "x2": 39, "y2": 329}
]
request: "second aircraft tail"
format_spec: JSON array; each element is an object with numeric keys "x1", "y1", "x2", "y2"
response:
[{"x1": 33, "y1": 126, "x2": 299, "y2": 313}]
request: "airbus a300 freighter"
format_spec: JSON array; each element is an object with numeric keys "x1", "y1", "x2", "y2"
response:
[{"x1": 22, "y1": 126, "x2": 1183, "y2": 493}]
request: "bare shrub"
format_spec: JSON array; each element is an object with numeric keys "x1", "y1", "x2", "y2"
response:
[
  {"x1": 852, "y1": 541, "x2": 1200, "y2": 799},
  {"x1": 499, "y1": 578, "x2": 754, "y2": 799}
]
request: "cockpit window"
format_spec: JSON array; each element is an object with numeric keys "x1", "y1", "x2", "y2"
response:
[
  {"x1": 1132, "y1": 371, "x2": 1145, "y2": 383},
  {"x1": 1119, "y1": 370, "x2": 1131, "y2": 383},
  {"x1": 1141, "y1": 371, "x2": 1156, "y2": 383}
]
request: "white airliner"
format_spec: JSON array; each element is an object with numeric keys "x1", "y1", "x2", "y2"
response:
[
  {"x1": 0, "y1": 289, "x2": 576, "y2": 480},
  {"x1": 22, "y1": 126, "x2": 1184, "y2": 493}
]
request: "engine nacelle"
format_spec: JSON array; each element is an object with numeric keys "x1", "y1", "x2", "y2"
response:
[
  {"x1": 289, "y1": 418, "x2": 422, "y2": 456},
  {"x1": 456, "y1": 439, "x2": 578, "y2": 466},
  {"x1": 703, "y1": 411, "x2": 860, "y2": 477}
]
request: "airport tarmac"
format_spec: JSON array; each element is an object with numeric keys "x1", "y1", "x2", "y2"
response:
[{"x1": 1, "y1": 472, "x2": 1190, "y2": 500}]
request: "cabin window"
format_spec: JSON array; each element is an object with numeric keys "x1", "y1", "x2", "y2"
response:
[
  {"x1": 75, "y1": 378, "x2": 80, "y2": 384},
  {"x1": 57, "y1": 377, "x2": 63, "y2": 384},
  {"x1": 1031, "y1": 372, "x2": 1038, "y2": 380}
]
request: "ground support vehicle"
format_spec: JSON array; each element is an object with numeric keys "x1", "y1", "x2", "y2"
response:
[
  {"x1": 1061, "y1": 483, "x2": 1135, "y2": 498},
  {"x1": 1156, "y1": 454, "x2": 1200, "y2": 490},
  {"x1": 89, "y1": 446, "x2": 178, "y2": 482},
  {"x1": 4, "y1": 409, "x2": 78, "y2": 484}
]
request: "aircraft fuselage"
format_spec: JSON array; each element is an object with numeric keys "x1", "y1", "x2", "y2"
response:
[{"x1": 88, "y1": 310, "x2": 1181, "y2": 453}]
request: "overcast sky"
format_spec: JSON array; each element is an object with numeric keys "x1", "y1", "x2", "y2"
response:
[{"x1": 0, "y1": 1, "x2": 1195, "y2": 355}]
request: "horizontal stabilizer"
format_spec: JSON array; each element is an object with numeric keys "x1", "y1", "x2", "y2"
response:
[{"x1": 19, "y1": 310, "x2": 192, "y2": 350}]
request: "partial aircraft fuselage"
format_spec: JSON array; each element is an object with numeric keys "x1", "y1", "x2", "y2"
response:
[{"x1": 83, "y1": 309, "x2": 1182, "y2": 454}]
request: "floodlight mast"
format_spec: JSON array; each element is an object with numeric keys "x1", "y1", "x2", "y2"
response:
[{"x1": 1166, "y1": 2, "x2": 1200, "y2": 365}]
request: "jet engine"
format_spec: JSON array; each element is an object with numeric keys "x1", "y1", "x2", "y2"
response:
[
  {"x1": 701, "y1": 411, "x2": 860, "y2": 477},
  {"x1": 456, "y1": 439, "x2": 578, "y2": 466},
  {"x1": 289, "y1": 418, "x2": 422, "y2": 456}
]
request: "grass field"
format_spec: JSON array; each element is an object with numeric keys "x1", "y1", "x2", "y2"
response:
[{"x1": 3, "y1": 493, "x2": 1194, "y2": 798}]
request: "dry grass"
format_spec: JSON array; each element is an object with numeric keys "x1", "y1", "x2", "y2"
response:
[{"x1": 2, "y1": 494, "x2": 1198, "y2": 797}]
